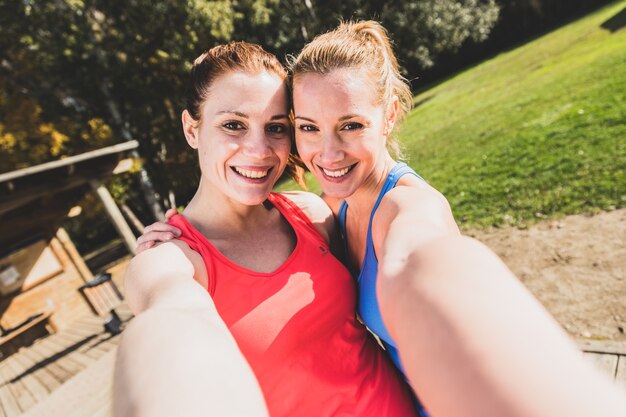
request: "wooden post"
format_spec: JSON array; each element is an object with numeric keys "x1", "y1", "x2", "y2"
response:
[
  {"x1": 55, "y1": 228, "x2": 94, "y2": 283},
  {"x1": 90, "y1": 180, "x2": 137, "y2": 255},
  {"x1": 121, "y1": 203, "x2": 145, "y2": 234}
]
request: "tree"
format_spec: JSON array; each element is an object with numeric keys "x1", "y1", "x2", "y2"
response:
[
  {"x1": 237, "y1": 0, "x2": 500, "y2": 73},
  {"x1": 0, "y1": 0, "x2": 246, "y2": 220}
]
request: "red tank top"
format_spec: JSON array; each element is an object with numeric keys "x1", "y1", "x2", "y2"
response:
[{"x1": 169, "y1": 192, "x2": 417, "y2": 417}]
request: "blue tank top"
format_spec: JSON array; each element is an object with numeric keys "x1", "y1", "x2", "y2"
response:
[{"x1": 338, "y1": 162, "x2": 429, "y2": 416}]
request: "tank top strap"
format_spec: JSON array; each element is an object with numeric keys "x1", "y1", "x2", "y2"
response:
[
  {"x1": 337, "y1": 201, "x2": 348, "y2": 239},
  {"x1": 336, "y1": 201, "x2": 351, "y2": 268},
  {"x1": 167, "y1": 214, "x2": 217, "y2": 295},
  {"x1": 365, "y1": 162, "x2": 423, "y2": 246},
  {"x1": 337, "y1": 163, "x2": 411, "y2": 233},
  {"x1": 390, "y1": 162, "x2": 425, "y2": 184},
  {"x1": 267, "y1": 192, "x2": 328, "y2": 249},
  {"x1": 336, "y1": 162, "x2": 424, "y2": 270}
]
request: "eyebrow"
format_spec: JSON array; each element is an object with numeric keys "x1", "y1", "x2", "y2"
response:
[
  {"x1": 217, "y1": 111, "x2": 289, "y2": 121},
  {"x1": 294, "y1": 114, "x2": 362, "y2": 123},
  {"x1": 217, "y1": 110, "x2": 248, "y2": 118}
]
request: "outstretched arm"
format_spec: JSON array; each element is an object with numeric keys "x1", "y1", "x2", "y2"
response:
[
  {"x1": 114, "y1": 242, "x2": 268, "y2": 417},
  {"x1": 374, "y1": 190, "x2": 626, "y2": 417}
]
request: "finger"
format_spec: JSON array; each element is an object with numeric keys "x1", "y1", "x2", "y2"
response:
[
  {"x1": 136, "y1": 234, "x2": 151, "y2": 246},
  {"x1": 165, "y1": 208, "x2": 178, "y2": 219},
  {"x1": 144, "y1": 222, "x2": 179, "y2": 234},
  {"x1": 138, "y1": 231, "x2": 176, "y2": 247},
  {"x1": 135, "y1": 241, "x2": 155, "y2": 254},
  {"x1": 152, "y1": 222, "x2": 182, "y2": 237}
]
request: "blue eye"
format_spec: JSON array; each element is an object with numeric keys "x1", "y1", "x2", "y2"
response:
[{"x1": 342, "y1": 122, "x2": 363, "y2": 131}]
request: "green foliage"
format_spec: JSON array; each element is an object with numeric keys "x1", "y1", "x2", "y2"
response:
[
  {"x1": 377, "y1": 0, "x2": 500, "y2": 68},
  {"x1": 239, "y1": 0, "x2": 500, "y2": 71}
]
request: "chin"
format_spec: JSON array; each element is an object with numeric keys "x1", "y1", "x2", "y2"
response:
[
  {"x1": 320, "y1": 184, "x2": 353, "y2": 200},
  {"x1": 223, "y1": 186, "x2": 270, "y2": 206}
]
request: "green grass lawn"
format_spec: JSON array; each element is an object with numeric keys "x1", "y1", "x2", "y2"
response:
[{"x1": 279, "y1": 1, "x2": 626, "y2": 228}]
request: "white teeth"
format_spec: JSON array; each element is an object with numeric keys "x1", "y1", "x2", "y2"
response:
[
  {"x1": 233, "y1": 167, "x2": 269, "y2": 179},
  {"x1": 322, "y1": 166, "x2": 351, "y2": 178}
]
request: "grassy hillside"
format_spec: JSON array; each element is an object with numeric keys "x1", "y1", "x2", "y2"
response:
[{"x1": 280, "y1": 1, "x2": 626, "y2": 228}]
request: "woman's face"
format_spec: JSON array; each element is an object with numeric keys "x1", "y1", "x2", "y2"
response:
[
  {"x1": 292, "y1": 69, "x2": 393, "y2": 199},
  {"x1": 183, "y1": 71, "x2": 291, "y2": 206}
]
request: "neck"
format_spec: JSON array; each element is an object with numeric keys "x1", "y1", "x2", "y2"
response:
[
  {"x1": 183, "y1": 177, "x2": 272, "y2": 235},
  {"x1": 344, "y1": 154, "x2": 396, "y2": 218}
]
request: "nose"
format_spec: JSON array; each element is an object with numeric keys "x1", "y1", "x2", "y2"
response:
[
  {"x1": 318, "y1": 133, "x2": 345, "y2": 165},
  {"x1": 243, "y1": 130, "x2": 273, "y2": 160}
]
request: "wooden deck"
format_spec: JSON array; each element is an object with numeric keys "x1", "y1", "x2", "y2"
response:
[
  {"x1": 1, "y1": 315, "x2": 624, "y2": 416},
  {"x1": 0, "y1": 304, "x2": 132, "y2": 417},
  {"x1": 579, "y1": 340, "x2": 626, "y2": 391}
]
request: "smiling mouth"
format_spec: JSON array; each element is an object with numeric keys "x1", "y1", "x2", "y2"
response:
[
  {"x1": 319, "y1": 163, "x2": 357, "y2": 178},
  {"x1": 231, "y1": 166, "x2": 272, "y2": 179}
]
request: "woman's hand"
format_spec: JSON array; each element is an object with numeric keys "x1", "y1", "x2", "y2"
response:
[{"x1": 136, "y1": 208, "x2": 181, "y2": 254}]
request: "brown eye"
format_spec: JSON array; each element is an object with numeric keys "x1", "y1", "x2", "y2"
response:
[
  {"x1": 223, "y1": 121, "x2": 245, "y2": 130},
  {"x1": 298, "y1": 124, "x2": 318, "y2": 132},
  {"x1": 267, "y1": 123, "x2": 287, "y2": 134}
]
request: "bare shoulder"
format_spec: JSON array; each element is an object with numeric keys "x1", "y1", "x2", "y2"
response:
[
  {"x1": 280, "y1": 191, "x2": 332, "y2": 221},
  {"x1": 279, "y1": 191, "x2": 335, "y2": 242},
  {"x1": 381, "y1": 179, "x2": 452, "y2": 219},
  {"x1": 124, "y1": 240, "x2": 208, "y2": 312},
  {"x1": 372, "y1": 180, "x2": 460, "y2": 250}
]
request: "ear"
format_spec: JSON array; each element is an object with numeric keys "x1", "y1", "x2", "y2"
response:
[
  {"x1": 383, "y1": 95, "x2": 399, "y2": 137},
  {"x1": 181, "y1": 109, "x2": 200, "y2": 149}
]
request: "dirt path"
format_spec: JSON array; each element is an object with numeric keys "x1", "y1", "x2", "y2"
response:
[{"x1": 466, "y1": 209, "x2": 626, "y2": 342}]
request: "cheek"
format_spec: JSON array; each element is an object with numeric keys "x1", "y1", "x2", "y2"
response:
[
  {"x1": 295, "y1": 135, "x2": 317, "y2": 162},
  {"x1": 275, "y1": 139, "x2": 293, "y2": 164},
  {"x1": 197, "y1": 146, "x2": 212, "y2": 165},
  {"x1": 198, "y1": 140, "x2": 237, "y2": 168},
  {"x1": 357, "y1": 132, "x2": 384, "y2": 155}
]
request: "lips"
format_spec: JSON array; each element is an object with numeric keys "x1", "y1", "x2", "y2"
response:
[
  {"x1": 322, "y1": 166, "x2": 350, "y2": 177},
  {"x1": 317, "y1": 162, "x2": 357, "y2": 182},
  {"x1": 232, "y1": 166, "x2": 270, "y2": 179},
  {"x1": 230, "y1": 166, "x2": 273, "y2": 182}
]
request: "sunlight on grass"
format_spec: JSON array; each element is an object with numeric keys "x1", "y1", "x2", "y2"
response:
[{"x1": 405, "y1": 1, "x2": 626, "y2": 227}]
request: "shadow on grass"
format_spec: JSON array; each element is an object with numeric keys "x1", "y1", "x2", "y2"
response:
[
  {"x1": 601, "y1": 7, "x2": 626, "y2": 32},
  {"x1": 414, "y1": 95, "x2": 435, "y2": 109}
]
